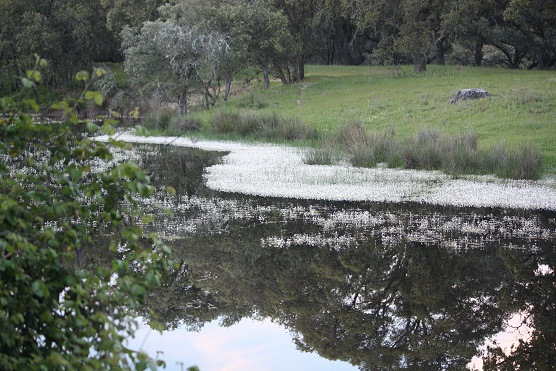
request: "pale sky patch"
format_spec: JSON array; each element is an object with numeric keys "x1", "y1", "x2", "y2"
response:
[{"x1": 129, "y1": 318, "x2": 355, "y2": 371}]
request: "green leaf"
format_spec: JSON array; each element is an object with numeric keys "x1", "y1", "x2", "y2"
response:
[
  {"x1": 75, "y1": 316, "x2": 90, "y2": 327},
  {"x1": 86, "y1": 122, "x2": 100, "y2": 132},
  {"x1": 129, "y1": 106, "x2": 140, "y2": 120},
  {"x1": 130, "y1": 284, "x2": 146, "y2": 297},
  {"x1": 22, "y1": 78, "x2": 35, "y2": 88},
  {"x1": 31, "y1": 70, "x2": 42, "y2": 83},
  {"x1": 40, "y1": 311, "x2": 54, "y2": 323},
  {"x1": 135, "y1": 125, "x2": 147, "y2": 136},
  {"x1": 69, "y1": 166, "x2": 83, "y2": 180},
  {"x1": 95, "y1": 68, "x2": 107, "y2": 77},
  {"x1": 94, "y1": 92, "x2": 104, "y2": 106},
  {"x1": 69, "y1": 112, "x2": 78, "y2": 124},
  {"x1": 109, "y1": 109, "x2": 122, "y2": 118},
  {"x1": 47, "y1": 352, "x2": 70, "y2": 367},
  {"x1": 24, "y1": 99, "x2": 39, "y2": 112},
  {"x1": 76, "y1": 71, "x2": 90, "y2": 82},
  {"x1": 31, "y1": 280, "x2": 49, "y2": 298},
  {"x1": 101, "y1": 123, "x2": 116, "y2": 136}
]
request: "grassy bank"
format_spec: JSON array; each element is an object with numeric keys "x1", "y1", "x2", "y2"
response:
[{"x1": 139, "y1": 64, "x2": 556, "y2": 177}]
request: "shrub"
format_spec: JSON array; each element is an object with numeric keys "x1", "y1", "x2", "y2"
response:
[
  {"x1": 210, "y1": 109, "x2": 241, "y2": 134},
  {"x1": 236, "y1": 91, "x2": 268, "y2": 109},
  {"x1": 303, "y1": 137, "x2": 338, "y2": 165},
  {"x1": 483, "y1": 143, "x2": 542, "y2": 180},
  {"x1": 143, "y1": 107, "x2": 176, "y2": 131},
  {"x1": 210, "y1": 109, "x2": 317, "y2": 141},
  {"x1": 338, "y1": 121, "x2": 398, "y2": 167},
  {"x1": 442, "y1": 133, "x2": 479, "y2": 175},
  {"x1": 264, "y1": 116, "x2": 317, "y2": 141},
  {"x1": 168, "y1": 114, "x2": 202, "y2": 134},
  {"x1": 0, "y1": 62, "x2": 175, "y2": 369}
]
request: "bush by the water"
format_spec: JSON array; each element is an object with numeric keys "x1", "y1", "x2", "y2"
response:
[
  {"x1": 210, "y1": 109, "x2": 317, "y2": 142},
  {"x1": 142, "y1": 108, "x2": 201, "y2": 134},
  {"x1": 483, "y1": 143, "x2": 542, "y2": 180},
  {"x1": 303, "y1": 137, "x2": 338, "y2": 165},
  {"x1": 306, "y1": 122, "x2": 542, "y2": 180},
  {"x1": 338, "y1": 120, "x2": 397, "y2": 167}
]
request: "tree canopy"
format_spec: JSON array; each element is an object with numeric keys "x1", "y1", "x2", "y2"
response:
[{"x1": 2, "y1": 0, "x2": 555, "y2": 96}]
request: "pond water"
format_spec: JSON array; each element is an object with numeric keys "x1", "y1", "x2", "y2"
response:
[{"x1": 126, "y1": 144, "x2": 555, "y2": 370}]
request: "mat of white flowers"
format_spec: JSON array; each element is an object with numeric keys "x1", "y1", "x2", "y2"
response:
[{"x1": 96, "y1": 132, "x2": 556, "y2": 210}]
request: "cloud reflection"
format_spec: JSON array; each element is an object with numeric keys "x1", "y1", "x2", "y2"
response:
[{"x1": 129, "y1": 318, "x2": 356, "y2": 371}]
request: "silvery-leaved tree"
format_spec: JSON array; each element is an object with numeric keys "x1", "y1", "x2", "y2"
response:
[{"x1": 122, "y1": 21, "x2": 229, "y2": 114}]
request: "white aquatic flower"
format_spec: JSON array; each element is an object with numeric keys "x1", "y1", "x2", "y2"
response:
[{"x1": 94, "y1": 133, "x2": 556, "y2": 210}]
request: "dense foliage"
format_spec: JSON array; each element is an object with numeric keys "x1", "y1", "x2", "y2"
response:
[
  {"x1": 0, "y1": 59, "x2": 175, "y2": 369},
  {"x1": 1, "y1": 0, "x2": 555, "y2": 95}
]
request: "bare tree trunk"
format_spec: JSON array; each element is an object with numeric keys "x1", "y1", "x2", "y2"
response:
[
  {"x1": 537, "y1": 45, "x2": 550, "y2": 70},
  {"x1": 413, "y1": 52, "x2": 427, "y2": 72},
  {"x1": 273, "y1": 62, "x2": 289, "y2": 85},
  {"x1": 178, "y1": 91, "x2": 188, "y2": 115},
  {"x1": 223, "y1": 77, "x2": 232, "y2": 101},
  {"x1": 262, "y1": 58, "x2": 270, "y2": 89},
  {"x1": 292, "y1": 64, "x2": 300, "y2": 83},
  {"x1": 474, "y1": 37, "x2": 484, "y2": 66},
  {"x1": 298, "y1": 58, "x2": 305, "y2": 81},
  {"x1": 204, "y1": 88, "x2": 210, "y2": 109},
  {"x1": 435, "y1": 38, "x2": 445, "y2": 65}
]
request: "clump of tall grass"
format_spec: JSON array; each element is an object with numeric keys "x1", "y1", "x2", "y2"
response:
[
  {"x1": 142, "y1": 108, "x2": 202, "y2": 134},
  {"x1": 236, "y1": 92, "x2": 268, "y2": 109},
  {"x1": 142, "y1": 108, "x2": 176, "y2": 131},
  {"x1": 401, "y1": 130, "x2": 479, "y2": 175},
  {"x1": 210, "y1": 109, "x2": 317, "y2": 142},
  {"x1": 401, "y1": 130, "x2": 541, "y2": 179},
  {"x1": 210, "y1": 110, "x2": 241, "y2": 134},
  {"x1": 168, "y1": 114, "x2": 202, "y2": 134},
  {"x1": 338, "y1": 120, "x2": 397, "y2": 167},
  {"x1": 306, "y1": 123, "x2": 542, "y2": 180},
  {"x1": 303, "y1": 137, "x2": 338, "y2": 165},
  {"x1": 402, "y1": 129, "x2": 443, "y2": 170},
  {"x1": 482, "y1": 143, "x2": 542, "y2": 180},
  {"x1": 442, "y1": 133, "x2": 479, "y2": 175},
  {"x1": 259, "y1": 114, "x2": 318, "y2": 141}
]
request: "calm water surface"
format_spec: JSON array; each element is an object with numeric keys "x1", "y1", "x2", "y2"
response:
[{"x1": 128, "y1": 144, "x2": 555, "y2": 370}]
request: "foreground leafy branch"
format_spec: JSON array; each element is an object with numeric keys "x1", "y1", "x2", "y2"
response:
[{"x1": 0, "y1": 59, "x2": 176, "y2": 369}]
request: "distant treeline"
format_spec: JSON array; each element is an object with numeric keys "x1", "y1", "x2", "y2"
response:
[{"x1": 1, "y1": 0, "x2": 554, "y2": 91}]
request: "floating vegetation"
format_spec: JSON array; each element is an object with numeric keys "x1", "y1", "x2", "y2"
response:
[{"x1": 95, "y1": 133, "x2": 556, "y2": 210}]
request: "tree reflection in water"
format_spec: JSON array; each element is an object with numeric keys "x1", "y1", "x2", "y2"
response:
[{"x1": 130, "y1": 144, "x2": 555, "y2": 370}]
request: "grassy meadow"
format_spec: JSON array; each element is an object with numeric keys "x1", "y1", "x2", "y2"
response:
[{"x1": 127, "y1": 64, "x2": 556, "y2": 177}]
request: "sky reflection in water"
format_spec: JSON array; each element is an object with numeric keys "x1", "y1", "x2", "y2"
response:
[{"x1": 130, "y1": 318, "x2": 356, "y2": 371}]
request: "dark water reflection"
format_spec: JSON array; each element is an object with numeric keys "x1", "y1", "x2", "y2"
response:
[{"x1": 134, "y1": 144, "x2": 555, "y2": 370}]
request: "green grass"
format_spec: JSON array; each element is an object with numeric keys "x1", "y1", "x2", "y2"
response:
[
  {"x1": 107, "y1": 63, "x2": 555, "y2": 176},
  {"x1": 215, "y1": 65, "x2": 556, "y2": 175}
]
